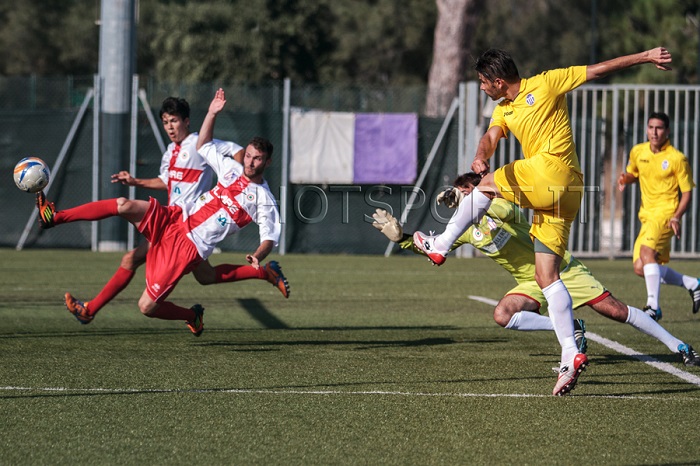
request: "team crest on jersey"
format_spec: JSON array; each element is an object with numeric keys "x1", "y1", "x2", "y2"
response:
[
  {"x1": 472, "y1": 229, "x2": 483, "y2": 241},
  {"x1": 661, "y1": 160, "x2": 669, "y2": 170},
  {"x1": 526, "y1": 94, "x2": 535, "y2": 106},
  {"x1": 179, "y1": 150, "x2": 189, "y2": 161}
]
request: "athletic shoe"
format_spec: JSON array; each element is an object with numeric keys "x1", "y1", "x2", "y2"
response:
[
  {"x1": 64, "y1": 292, "x2": 93, "y2": 325},
  {"x1": 552, "y1": 353, "x2": 589, "y2": 396},
  {"x1": 573, "y1": 319, "x2": 587, "y2": 354},
  {"x1": 186, "y1": 304, "x2": 205, "y2": 337},
  {"x1": 643, "y1": 305, "x2": 662, "y2": 322},
  {"x1": 412, "y1": 231, "x2": 447, "y2": 266},
  {"x1": 263, "y1": 261, "x2": 289, "y2": 298},
  {"x1": 678, "y1": 343, "x2": 700, "y2": 367},
  {"x1": 36, "y1": 191, "x2": 56, "y2": 229},
  {"x1": 689, "y1": 280, "x2": 700, "y2": 314}
]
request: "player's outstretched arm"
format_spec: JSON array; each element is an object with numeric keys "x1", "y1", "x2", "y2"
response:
[
  {"x1": 197, "y1": 88, "x2": 227, "y2": 151},
  {"x1": 111, "y1": 171, "x2": 166, "y2": 190},
  {"x1": 586, "y1": 47, "x2": 672, "y2": 81}
]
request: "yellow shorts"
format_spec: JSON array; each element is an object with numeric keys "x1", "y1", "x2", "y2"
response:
[
  {"x1": 505, "y1": 257, "x2": 607, "y2": 312},
  {"x1": 494, "y1": 154, "x2": 584, "y2": 257},
  {"x1": 633, "y1": 211, "x2": 674, "y2": 264}
]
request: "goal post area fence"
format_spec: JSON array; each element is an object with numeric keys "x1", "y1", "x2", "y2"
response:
[{"x1": 1, "y1": 76, "x2": 698, "y2": 259}]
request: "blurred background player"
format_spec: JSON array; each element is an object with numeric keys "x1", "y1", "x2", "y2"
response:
[
  {"x1": 372, "y1": 172, "x2": 700, "y2": 374},
  {"x1": 411, "y1": 46, "x2": 673, "y2": 395},
  {"x1": 63, "y1": 96, "x2": 288, "y2": 325},
  {"x1": 618, "y1": 111, "x2": 699, "y2": 321}
]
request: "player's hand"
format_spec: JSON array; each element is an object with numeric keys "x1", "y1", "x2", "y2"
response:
[
  {"x1": 208, "y1": 88, "x2": 227, "y2": 115},
  {"x1": 246, "y1": 254, "x2": 261, "y2": 269},
  {"x1": 669, "y1": 217, "x2": 681, "y2": 239},
  {"x1": 648, "y1": 47, "x2": 672, "y2": 71},
  {"x1": 472, "y1": 158, "x2": 490, "y2": 176},
  {"x1": 617, "y1": 172, "x2": 627, "y2": 192},
  {"x1": 371, "y1": 208, "x2": 403, "y2": 242},
  {"x1": 436, "y1": 187, "x2": 464, "y2": 209},
  {"x1": 111, "y1": 171, "x2": 135, "y2": 186}
]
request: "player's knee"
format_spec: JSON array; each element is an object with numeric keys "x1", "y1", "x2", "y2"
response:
[
  {"x1": 534, "y1": 272, "x2": 557, "y2": 290},
  {"x1": 115, "y1": 197, "x2": 130, "y2": 210},
  {"x1": 493, "y1": 306, "x2": 511, "y2": 327},
  {"x1": 138, "y1": 297, "x2": 157, "y2": 316}
]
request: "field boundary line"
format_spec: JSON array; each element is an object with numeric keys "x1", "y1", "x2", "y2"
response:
[
  {"x1": 2, "y1": 385, "x2": 698, "y2": 400},
  {"x1": 468, "y1": 295, "x2": 700, "y2": 386}
]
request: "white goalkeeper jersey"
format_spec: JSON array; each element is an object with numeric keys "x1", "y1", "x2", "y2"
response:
[
  {"x1": 179, "y1": 140, "x2": 281, "y2": 260},
  {"x1": 158, "y1": 133, "x2": 240, "y2": 206}
]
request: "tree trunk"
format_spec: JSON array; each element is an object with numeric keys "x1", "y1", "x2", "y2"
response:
[{"x1": 425, "y1": 0, "x2": 485, "y2": 117}]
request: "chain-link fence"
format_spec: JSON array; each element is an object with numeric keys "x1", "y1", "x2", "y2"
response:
[{"x1": 2, "y1": 76, "x2": 458, "y2": 256}]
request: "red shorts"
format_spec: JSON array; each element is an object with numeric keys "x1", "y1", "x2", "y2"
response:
[{"x1": 139, "y1": 198, "x2": 203, "y2": 302}]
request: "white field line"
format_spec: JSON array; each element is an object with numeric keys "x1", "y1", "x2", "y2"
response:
[
  {"x1": 1, "y1": 385, "x2": 698, "y2": 401},
  {"x1": 468, "y1": 295, "x2": 700, "y2": 387}
]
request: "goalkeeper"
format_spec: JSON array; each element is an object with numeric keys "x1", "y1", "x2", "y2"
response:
[{"x1": 372, "y1": 172, "x2": 700, "y2": 368}]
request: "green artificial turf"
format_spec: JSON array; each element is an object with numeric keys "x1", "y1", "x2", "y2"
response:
[{"x1": 1, "y1": 249, "x2": 699, "y2": 464}]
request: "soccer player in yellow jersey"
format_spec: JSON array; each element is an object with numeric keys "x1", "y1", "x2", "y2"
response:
[
  {"x1": 618, "y1": 112, "x2": 700, "y2": 320},
  {"x1": 372, "y1": 173, "x2": 700, "y2": 386},
  {"x1": 412, "y1": 47, "x2": 673, "y2": 395}
]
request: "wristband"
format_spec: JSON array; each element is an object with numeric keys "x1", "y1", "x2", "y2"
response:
[{"x1": 670, "y1": 218, "x2": 680, "y2": 223}]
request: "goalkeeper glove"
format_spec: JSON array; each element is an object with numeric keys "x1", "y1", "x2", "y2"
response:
[
  {"x1": 436, "y1": 187, "x2": 464, "y2": 209},
  {"x1": 371, "y1": 208, "x2": 403, "y2": 242}
]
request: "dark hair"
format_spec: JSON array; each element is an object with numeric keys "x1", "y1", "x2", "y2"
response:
[
  {"x1": 474, "y1": 49, "x2": 520, "y2": 82},
  {"x1": 159, "y1": 97, "x2": 190, "y2": 120},
  {"x1": 249, "y1": 136, "x2": 273, "y2": 159},
  {"x1": 453, "y1": 172, "x2": 482, "y2": 188},
  {"x1": 649, "y1": 111, "x2": 670, "y2": 129}
]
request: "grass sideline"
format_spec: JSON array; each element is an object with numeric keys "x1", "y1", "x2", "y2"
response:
[{"x1": 1, "y1": 249, "x2": 700, "y2": 464}]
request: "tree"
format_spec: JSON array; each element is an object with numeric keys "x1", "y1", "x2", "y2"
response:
[{"x1": 424, "y1": 0, "x2": 485, "y2": 117}]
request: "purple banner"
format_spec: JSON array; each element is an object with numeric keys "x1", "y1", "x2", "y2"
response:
[{"x1": 353, "y1": 113, "x2": 417, "y2": 184}]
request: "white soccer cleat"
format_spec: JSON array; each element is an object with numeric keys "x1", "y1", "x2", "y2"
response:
[
  {"x1": 412, "y1": 231, "x2": 447, "y2": 266},
  {"x1": 553, "y1": 353, "x2": 589, "y2": 396}
]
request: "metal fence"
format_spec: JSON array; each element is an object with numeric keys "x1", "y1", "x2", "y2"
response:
[
  {"x1": 472, "y1": 83, "x2": 700, "y2": 258},
  {"x1": 2, "y1": 76, "x2": 699, "y2": 259}
]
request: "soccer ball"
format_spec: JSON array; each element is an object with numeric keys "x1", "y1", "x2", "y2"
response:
[{"x1": 13, "y1": 157, "x2": 51, "y2": 193}]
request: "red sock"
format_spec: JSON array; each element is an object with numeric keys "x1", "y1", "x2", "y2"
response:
[
  {"x1": 147, "y1": 301, "x2": 195, "y2": 321},
  {"x1": 86, "y1": 267, "x2": 136, "y2": 315},
  {"x1": 215, "y1": 264, "x2": 266, "y2": 283},
  {"x1": 54, "y1": 199, "x2": 119, "y2": 225}
]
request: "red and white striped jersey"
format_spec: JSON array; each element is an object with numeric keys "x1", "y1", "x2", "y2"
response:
[
  {"x1": 158, "y1": 133, "x2": 240, "y2": 206},
  {"x1": 180, "y1": 140, "x2": 280, "y2": 259}
]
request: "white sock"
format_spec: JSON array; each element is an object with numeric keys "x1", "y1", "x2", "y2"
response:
[
  {"x1": 643, "y1": 263, "x2": 661, "y2": 309},
  {"x1": 541, "y1": 279, "x2": 577, "y2": 363},
  {"x1": 505, "y1": 311, "x2": 554, "y2": 331},
  {"x1": 434, "y1": 188, "x2": 491, "y2": 252},
  {"x1": 660, "y1": 266, "x2": 700, "y2": 290},
  {"x1": 625, "y1": 305, "x2": 683, "y2": 352}
]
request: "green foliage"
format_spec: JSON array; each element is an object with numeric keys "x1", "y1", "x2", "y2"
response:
[
  {"x1": 0, "y1": 0, "x2": 697, "y2": 84},
  {"x1": 0, "y1": 0, "x2": 98, "y2": 75}
]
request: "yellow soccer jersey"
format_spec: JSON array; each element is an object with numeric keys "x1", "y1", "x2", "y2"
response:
[
  {"x1": 400, "y1": 198, "x2": 573, "y2": 284},
  {"x1": 489, "y1": 66, "x2": 587, "y2": 171},
  {"x1": 626, "y1": 140, "x2": 695, "y2": 216}
]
